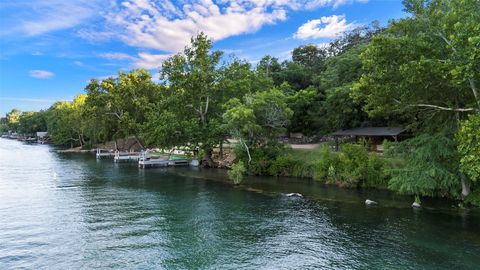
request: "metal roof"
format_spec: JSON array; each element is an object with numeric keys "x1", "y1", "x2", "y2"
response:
[{"x1": 331, "y1": 127, "x2": 406, "y2": 137}]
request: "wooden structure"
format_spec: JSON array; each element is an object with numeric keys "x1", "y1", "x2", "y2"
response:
[
  {"x1": 331, "y1": 127, "x2": 407, "y2": 152},
  {"x1": 138, "y1": 151, "x2": 192, "y2": 168},
  {"x1": 96, "y1": 148, "x2": 115, "y2": 159},
  {"x1": 114, "y1": 150, "x2": 141, "y2": 163}
]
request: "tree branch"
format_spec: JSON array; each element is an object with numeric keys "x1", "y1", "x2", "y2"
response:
[{"x1": 407, "y1": 104, "x2": 475, "y2": 112}]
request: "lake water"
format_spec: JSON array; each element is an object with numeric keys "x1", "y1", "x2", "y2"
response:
[{"x1": 1, "y1": 138, "x2": 479, "y2": 269}]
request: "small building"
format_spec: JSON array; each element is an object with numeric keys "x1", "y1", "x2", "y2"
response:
[{"x1": 331, "y1": 127, "x2": 407, "y2": 152}]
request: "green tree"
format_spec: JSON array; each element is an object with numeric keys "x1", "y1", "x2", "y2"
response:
[
  {"x1": 287, "y1": 86, "x2": 322, "y2": 134},
  {"x1": 0, "y1": 117, "x2": 8, "y2": 132},
  {"x1": 457, "y1": 114, "x2": 480, "y2": 185},
  {"x1": 228, "y1": 161, "x2": 246, "y2": 184},
  {"x1": 256, "y1": 55, "x2": 282, "y2": 85},
  {"x1": 17, "y1": 110, "x2": 48, "y2": 135},
  {"x1": 151, "y1": 33, "x2": 225, "y2": 166},
  {"x1": 320, "y1": 45, "x2": 373, "y2": 132},
  {"x1": 385, "y1": 134, "x2": 461, "y2": 199},
  {"x1": 6, "y1": 108, "x2": 21, "y2": 132},
  {"x1": 354, "y1": 0, "x2": 480, "y2": 130},
  {"x1": 84, "y1": 69, "x2": 160, "y2": 148},
  {"x1": 47, "y1": 95, "x2": 87, "y2": 147},
  {"x1": 278, "y1": 61, "x2": 313, "y2": 91},
  {"x1": 292, "y1": 44, "x2": 327, "y2": 72},
  {"x1": 353, "y1": 0, "x2": 480, "y2": 196},
  {"x1": 223, "y1": 88, "x2": 292, "y2": 163}
]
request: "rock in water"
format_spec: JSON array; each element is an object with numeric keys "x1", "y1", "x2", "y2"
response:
[
  {"x1": 286, "y1": 193, "x2": 303, "y2": 198},
  {"x1": 412, "y1": 202, "x2": 421, "y2": 208},
  {"x1": 365, "y1": 199, "x2": 378, "y2": 206}
]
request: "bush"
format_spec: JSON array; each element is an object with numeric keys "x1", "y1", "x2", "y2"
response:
[
  {"x1": 269, "y1": 154, "x2": 296, "y2": 176},
  {"x1": 228, "y1": 161, "x2": 246, "y2": 185},
  {"x1": 268, "y1": 154, "x2": 315, "y2": 177},
  {"x1": 464, "y1": 190, "x2": 480, "y2": 207},
  {"x1": 312, "y1": 145, "x2": 340, "y2": 182},
  {"x1": 236, "y1": 141, "x2": 286, "y2": 175},
  {"x1": 384, "y1": 134, "x2": 460, "y2": 198},
  {"x1": 312, "y1": 144, "x2": 388, "y2": 188}
]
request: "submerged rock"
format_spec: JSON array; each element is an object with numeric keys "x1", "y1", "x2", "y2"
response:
[
  {"x1": 365, "y1": 199, "x2": 378, "y2": 206},
  {"x1": 412, "y1": 202, "x2": 421, "y2": 208},
  {"x1": 285, "y1": 193, "x2": 303, "y2": 198}
]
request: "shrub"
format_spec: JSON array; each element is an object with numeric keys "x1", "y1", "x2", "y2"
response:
[
  {"x1": 242, "y1": 141, "x2": 286, "y2": 175},
  {"x1": 228, "y1": 161, "x2": 246, "y2": 185},
  {"x1": 312, "y1": 145, "x2": 340, "y2": 182},
  {"x1": 269, "y1": 154, "x2": 310, "y2": 177},
  {"x1": 313, "y1": 143, "x2": 388, "y2": 188},
  {"x1": 384, "y1": 134, "x2": 460, "y2": 198},
  {"x1": 464, "y1": 190, "x2": 480, "y2": 207},
  {"x1": 269, "y1": 154, "x2": 293, "y2": 176}
]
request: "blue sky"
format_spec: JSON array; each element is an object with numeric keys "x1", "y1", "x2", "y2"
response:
[{"x1": 0, "y1": 0, "x2": 406, "y2": 115}]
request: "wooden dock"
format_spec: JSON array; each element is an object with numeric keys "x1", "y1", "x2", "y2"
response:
[
  {"x1": 138, "y1": 151, "x2": 192, "y2": 168},
  {"x1": 114, "y1": 151, "x2": 141, "y2": 162},
  {"x1": 96, "y1": 148, "x2": 115, "y2": 159}
]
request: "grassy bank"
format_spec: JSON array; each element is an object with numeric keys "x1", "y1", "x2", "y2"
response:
[{"x1": 242, "y1": 143, "x2": 398, "y2": 190}]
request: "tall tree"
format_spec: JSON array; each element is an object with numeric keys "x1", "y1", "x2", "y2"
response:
[
  {"x1": 256, "y1": 55, "x2": 282, "y2": 85},
  {"x1": 354, "y1": 0, "x2": 480, "y2": 196},
  {"x1": 47, "y1": 95, "x2": 87, "y2": 147},
  {"x1": 84, "y1": 69, "x2": 160, "y2": 148},
  {"x1": 155, "y1": 33, "x2": 224, "y2": 166},
  {"x1": 354, "y1": 0, "x2": 480, "y2": 128},
  {"x1": 292, "y1": 44, "x2": 327, "y2": 72},
  {"x1": 17, "y1": 110, "x2": 48, "y2": 135},
  {"x1": 5, "y1": 108, "x2": 21, "y2": 132},
  {"x1": 223, "y1": 88, "x2": 292, "y2": 163}
]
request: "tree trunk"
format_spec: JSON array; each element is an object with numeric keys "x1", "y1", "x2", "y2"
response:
[
  {"x1": 133, "y1": 135, "x2": 145, "y2": 150},
  {"x1": 468, "y1": 78, "x2": 480, "y2": 112},
  {"x1": 454, "y1": 95, "x2": 471, "y2": 198},
  {"x1": 201, "y1": 148, "x2": 216, "y2": 168},
  {"x1": 461, "y1": 173, "x2": 471, "y2": 198},
  {"x1": 219, "y1": 141, "x2": 223, "y2": 159},
  {"x1": 240, "y1": 139, "x2": 252, "y2": 164}
]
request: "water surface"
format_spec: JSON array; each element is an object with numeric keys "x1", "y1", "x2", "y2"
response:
[{"x1": 1, "y1": 138, "x2": 479, "y2": 269}]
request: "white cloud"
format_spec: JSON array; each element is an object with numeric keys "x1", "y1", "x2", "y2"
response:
[
  {"x1": 97, "y1": 52, "x2": 136, "y2": 61},
  {"x1": 105, "y1": 0, "x2": 287, "y2": 52},
  {"x1": 76, "y1": 29, "x2": 116, "y2": 42},
  {"x1": 101, "y1": 0, "x2": 365, "y2": 53},
  {"x1": 294, "y1": 15, "x2": 357, "y2": 39},
  {"x1": 96, "y1": 51, "x2": 169, "y2": 69},
  {"x1": 0, "y1": 0, "x2": 111, "y2": 37},
  {"x1": 133, "y1": 53, "x2": 172, "y2": 69},
  {"x1": 28, "y1": 70, "x2": 54, "y2": 79}
]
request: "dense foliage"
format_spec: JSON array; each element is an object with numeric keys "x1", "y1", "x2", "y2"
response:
[
  {"x1": 312, "y1": 144, "x2": 388, "y2": 188},
  {"x1": 385, "y1": 134, "x2": 461, "y2": 198},
  {"x1": 2, "y1": 0, "x2": 479, "y2": 204}
]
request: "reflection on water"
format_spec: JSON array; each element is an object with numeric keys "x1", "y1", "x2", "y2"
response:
[{"x1": 0, "y1": 138, "x2": 479, "y2": 269}]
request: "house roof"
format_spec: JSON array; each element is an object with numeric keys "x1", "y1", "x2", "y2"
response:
[{"x1": 331, "y1": 127, "x2": 406, "y2": 137}]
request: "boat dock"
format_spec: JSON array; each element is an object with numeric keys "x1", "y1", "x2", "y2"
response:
[
  {"x1": 96, "y1": 148, "x2": 115, "y2": 159},
  {"x1": 114, "y1": 151, "x2": 141, "y2": 162},
  {"x1": 138, "y1": 152, "x2": 193, "y2": 168}
]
